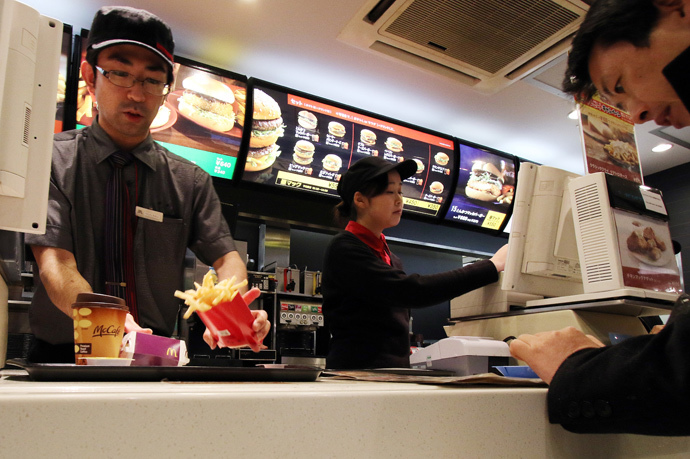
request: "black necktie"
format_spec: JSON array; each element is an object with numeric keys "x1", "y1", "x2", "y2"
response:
[{"x1": 104, "y1": 151, "x2": 138, "y2": 323}]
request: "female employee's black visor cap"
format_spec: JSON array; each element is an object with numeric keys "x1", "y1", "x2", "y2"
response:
[{"x1": 337, "y1": 156, "x2": 417, "y2": 204}]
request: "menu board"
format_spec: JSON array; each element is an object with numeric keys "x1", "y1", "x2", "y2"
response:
[
  {"x1": 73, "y1": 35, "x2": 246, "y2": 180},
  {"x1": 442, "y1": 141, "x2": 516, "y2": 232},
  {"x1": 240, "y1": 80, "x2": 456, "y2": 218}
]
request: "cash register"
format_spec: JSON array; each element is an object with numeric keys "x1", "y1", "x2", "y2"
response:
[{"x1": 447, "y1": 164, "x2": 680, "y2": 344}]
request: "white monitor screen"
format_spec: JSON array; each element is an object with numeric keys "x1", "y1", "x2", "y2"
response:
[
  {"x1": 0, "y1": 0, "x2": 61, "y2": 233},
  {"x1": 0, "y1": 0, "x2": 61, "y2": 369},
  {"x1": 501, "y1": 162, "x2": 584, "y2": 298}
]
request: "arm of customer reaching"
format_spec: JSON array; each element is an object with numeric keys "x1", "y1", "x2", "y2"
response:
[
  {"x1": 202, "y1": 251, "x2": 271, "y2": 350},
  {"x1": 509, "y1": 327, "x2": 604, "y2": 384},
  {"x1": 31, "y1": 245, "x2": 153, "y2": 335},
  {"x1": 513, "y1": 308, "x2": 690, "y2": 435}
]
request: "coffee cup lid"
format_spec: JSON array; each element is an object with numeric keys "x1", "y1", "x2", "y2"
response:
[
  {"x1": 72, "y1": 301, "x2": 129, "y2": 312},
  {"x1": 75, "y1": 292, "x2": 127, "y2": 306}
]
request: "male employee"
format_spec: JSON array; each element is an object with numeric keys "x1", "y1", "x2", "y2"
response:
[
  {"x1": 25, "y1": 6, "x2": 269, "y2": 363},
  {"x1": 510, "y1": 0, "x2": 690, "y2": 435}
]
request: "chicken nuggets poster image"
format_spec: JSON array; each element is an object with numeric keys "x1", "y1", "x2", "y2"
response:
[
  {"x1": 613, "y1": 209, "x2": 682, "y2": 293},
  {"x1": 578, "y1": 95, "x2": 643, "y2": 185}
]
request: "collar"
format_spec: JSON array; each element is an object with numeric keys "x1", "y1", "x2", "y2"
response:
[
  {"x1": 89, "y1": 117, "x2": 158, "y2": 171},
  {"x1": 345, "y1": 221, "x2": 391, "y2": 265}
]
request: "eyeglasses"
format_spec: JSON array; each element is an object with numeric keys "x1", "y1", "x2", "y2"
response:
[{"x1": 95, "y1": 66, "x2": 170, "y2": 96}]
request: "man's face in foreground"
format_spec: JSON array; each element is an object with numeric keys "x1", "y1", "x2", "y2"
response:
[{"x1": 588, "y1": 1, "x2": 690, "y2": 128}]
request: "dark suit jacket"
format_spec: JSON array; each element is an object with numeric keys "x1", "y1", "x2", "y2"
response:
[
  {"x1": 548, "y1": 305, "x2": 690, "y2": 435},
  {"x1": 546, "y1": 45, "x2": 690, "y2": 437}
]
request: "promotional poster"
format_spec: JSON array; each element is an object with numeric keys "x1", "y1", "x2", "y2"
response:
[
  {"x1": 614, "y1": 209, "x2": 682, "y2": 293},
  {"x1": 579, "y1": 95, "x2": 643, "y2": 184}
]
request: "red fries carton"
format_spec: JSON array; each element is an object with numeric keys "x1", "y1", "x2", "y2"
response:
[{"x1": 198, "y1": 288, "x2": 262, "y2": 351}]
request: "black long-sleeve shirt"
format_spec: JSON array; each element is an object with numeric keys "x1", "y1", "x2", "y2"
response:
[{"x1": 322, "y1": 231, "x2": 498, "y2": 369}]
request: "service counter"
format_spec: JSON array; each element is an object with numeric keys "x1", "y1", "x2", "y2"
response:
[{"x1": 0, "y1": 373, "x2": 688, "y2": 458}]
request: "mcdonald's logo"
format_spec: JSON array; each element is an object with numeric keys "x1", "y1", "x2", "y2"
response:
[{"x1": 166, "y1": 348, "x2": 178, "y2": 358}]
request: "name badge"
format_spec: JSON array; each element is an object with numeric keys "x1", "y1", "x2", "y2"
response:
[{"x1": 135, "y1": 206, "x2": 164, "y2": 222}]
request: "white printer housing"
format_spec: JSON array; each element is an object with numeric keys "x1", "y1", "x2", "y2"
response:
[{"x1": 410, "y1": 336, "x2": 511, "y2": 376}]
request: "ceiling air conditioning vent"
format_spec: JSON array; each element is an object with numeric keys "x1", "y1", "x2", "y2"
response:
[{"x1": 338, "y1": 0, "x2": 589, "y2": 94}]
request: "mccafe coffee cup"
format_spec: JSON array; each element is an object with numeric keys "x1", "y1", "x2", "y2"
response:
[{"x1": 72, "y1": 293, "x2": 129, "y2": 365}]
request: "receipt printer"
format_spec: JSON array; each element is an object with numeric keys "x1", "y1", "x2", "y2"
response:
[{"x1": 410, "y1": 336, "x2": 511, "y2": 376}]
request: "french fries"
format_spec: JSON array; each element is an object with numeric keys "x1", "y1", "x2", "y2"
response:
[{"x1": 174, "y1": 270, "x2": 248, "y2": 319}]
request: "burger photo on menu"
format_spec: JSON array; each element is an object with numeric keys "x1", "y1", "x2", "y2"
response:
[
  {"x1": 250, "y1": 89, "x2": 285, "y2": 148},
  {"x1": 328, "y1": 121, "x2": 346, "y2": 138},
  {"x1": 360, "y1": 129, "x2": 377, "y2": 146},
  {"x1": 246, "y1": 144, "x2": 281, "y2": 172},
  {"x1": 465, "y1": 161, "x2": 504, "y2": 202},
  {"x1": 385, "y1": 137, "x2": 403, "y2": 152},
  {"x1": 322, "y1": 154, "x2": 342, "y2": 172},
  {"x1": 298, "y1": 110, "x2": 318, "y2": 131},
  {"x1": 177, "y1": 75, "x2": 236, "y2": 132},
  {"x1": 434, "y1": 152, "x2": 449, "y2": 166},
  {"x1": 429, "y1": 181, "x2": 444, "y2": 194},
  {"x1": 246, "y1": 89, "x2": 285, "y2": 172},
  {"x1": 293, "y1": 140, "x2": 315, "y2": 165}
]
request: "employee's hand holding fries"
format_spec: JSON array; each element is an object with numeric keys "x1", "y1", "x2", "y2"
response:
[
  {"x1": 203, "y1": 308, "x2": 270, "y2": 350},
  {"x1": 175, "y1": 272, "x2": 270, "y2": 350}
]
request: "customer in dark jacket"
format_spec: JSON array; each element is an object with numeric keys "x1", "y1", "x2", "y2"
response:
[
  {"x1": 510, "y1": 0, "x2": 690, "y2": 436},
  {"x1": 322, "y1": 156, "x2": 508, "y2": 369}
]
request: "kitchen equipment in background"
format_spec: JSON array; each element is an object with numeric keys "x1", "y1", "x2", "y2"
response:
[
  {"x1": 276, "y1": 267, "x2": 300, "y2": 293},
  {"x1": 248, "y1": 271, "x2": 276, "y2": 292},
  {"x1": 279, "y1": 300, "x2": 323, "y2": 328},
  {"x1": 301, "y1": 270, "x2": 322, "y2": 296}
]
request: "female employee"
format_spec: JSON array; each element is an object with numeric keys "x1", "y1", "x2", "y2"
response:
[{"x1": 322, "y1": 156, "x2": 509, "y2": 369}]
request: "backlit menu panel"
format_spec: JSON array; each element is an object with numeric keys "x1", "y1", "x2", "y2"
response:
[
  {"x1": 442, "y1": 141, "x2": 517, "y2": 232},
  {"x1": 241, "y1": 80, "x2": 456, "y2": 218}
]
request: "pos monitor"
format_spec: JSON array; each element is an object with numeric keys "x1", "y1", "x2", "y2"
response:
[
  {"x1": 238, "y1": 79, "x2": 456, "y2": 219},
  {"x1": 501, "y1": 162, "x2": 680, "y2": 310},
  {"x1": 0, "y1": 0, "x2": 63, "y2": 368},
  {"x1": 0, "y1": 0, "x2": 62, "y2": 233},
  {"x1": 501, "y1": 162, "x2": 584, "y2": 299}
]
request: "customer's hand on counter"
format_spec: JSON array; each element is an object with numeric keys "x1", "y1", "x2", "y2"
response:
[{"x1": 509, "y1": 327, "x2": 604, "y2": 384}]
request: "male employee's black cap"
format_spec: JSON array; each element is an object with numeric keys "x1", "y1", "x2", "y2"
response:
[
  {"x1": 86, "y1": 6, "x2": 175, "y2": 71},
  {"x1": 337, "y1": 156, "x2": 417, "y2": 205}
]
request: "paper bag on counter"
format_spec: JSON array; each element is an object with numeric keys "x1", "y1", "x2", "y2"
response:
[{"x1": 120, "y1": 332, "x2": 189, "y2": 366}]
